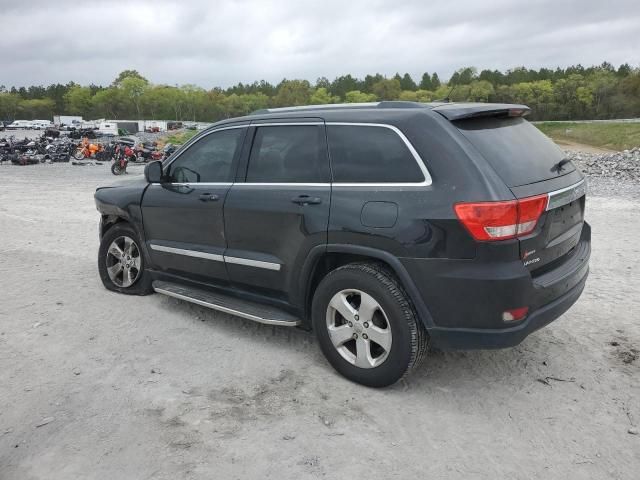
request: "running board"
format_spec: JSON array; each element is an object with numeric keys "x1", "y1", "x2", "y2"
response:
[{"x1": 152, "y1": 281, "x2": 301, "y2": 327}]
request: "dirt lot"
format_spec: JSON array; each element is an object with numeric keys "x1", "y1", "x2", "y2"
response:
[{"x1": 0, "y1": 163, "x2": 638, "y2": 480}]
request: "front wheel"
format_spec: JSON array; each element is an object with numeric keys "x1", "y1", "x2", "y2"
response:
[
  {"x1": 98, "y1": 223, "x2": 153, "y2": 295},
  {"x1": 312, "y1": 263, "x2": 428, "y2": 387},
  {"x1": 111, "y1": 162, "x2": 125, "y2": 175},
  {"x1": 73, "y1": 149, "x2": 85, "y2": 160}
]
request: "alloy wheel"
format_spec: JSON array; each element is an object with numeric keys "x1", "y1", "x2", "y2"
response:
[
  {"x1": 105, "y1": 236, "x2": 141, "y2": 288},
  {"x1": 326, "y1": 289, "x2": 392, "y2": 368}
]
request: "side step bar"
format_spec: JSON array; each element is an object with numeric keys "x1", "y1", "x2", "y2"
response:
[{"x1": 152, "y1": 280, "x2": 301, "y2": 327}]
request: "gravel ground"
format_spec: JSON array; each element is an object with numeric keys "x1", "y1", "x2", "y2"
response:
[{"x1": 0, "y1": 158, "x2": 639, "y2": 479}]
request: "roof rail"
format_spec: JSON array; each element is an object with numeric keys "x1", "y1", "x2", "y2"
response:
[
  {"x1": 251, "y1": 102, "x2": 380, "y2": 115},
  {"x1": 250, "y1": 101, "x2": 434, "y2": 115}
]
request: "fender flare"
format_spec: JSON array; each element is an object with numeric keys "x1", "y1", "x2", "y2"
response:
[{"x1": 298, "y1": 243, "x2": 435, "y2": 329}]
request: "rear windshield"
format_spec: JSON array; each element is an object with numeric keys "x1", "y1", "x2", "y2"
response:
[{"x1": 454, "y1": 117, "x2": 575, "y2": 187}]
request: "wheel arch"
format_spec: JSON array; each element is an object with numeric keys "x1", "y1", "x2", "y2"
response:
[{"x1": 298, "y1": 244, "x2": 435, "y2": 330}]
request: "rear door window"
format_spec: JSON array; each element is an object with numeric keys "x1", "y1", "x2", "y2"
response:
[
  {"x1": 454, "y1": 117, "x2": 575, "y2": 187},
  {"x1": 246, "y1": 125, "x2": 329, "y2": 183},
  {"x1": 327, "y1": 125, "x2": 425, "y2": 183}
]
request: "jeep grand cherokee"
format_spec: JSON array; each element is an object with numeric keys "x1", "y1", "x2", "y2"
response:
[{"x1": 94, "y1": 101, "x2": 590, "y2": 387}]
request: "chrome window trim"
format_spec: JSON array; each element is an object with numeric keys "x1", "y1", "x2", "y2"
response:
[
  {"x1": 150, "y1": 244, "x2": 224, "y2": 262},
  {"x1": 149, "y1": 243, "x2": 281, "y2": 271},
  {"x1": 242, "y1": 121, "x2": 432, "y2": 187},
  {"x1": 163, "y1": 124, "x2": 249, "y2": 170},
  {"x1": 546, "y1": 179, "x2": 586, "y2": 211},
  {"x1": 326, "y1": 122, "x2": 432, "y2": 187}
]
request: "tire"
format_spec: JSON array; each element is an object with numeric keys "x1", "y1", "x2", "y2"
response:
[
  {"x1": 73, "y1": 149, "x2": 84, "y2": 160},
  {"x1": 312, "y1": 262, "x2": 428, "y2": 387},
  {"x1": 111, "y1": 162, "x2": 124, "y2": 175},
  {"x1": 98, "y1": 222, "x2": 153, "y2": 295}
]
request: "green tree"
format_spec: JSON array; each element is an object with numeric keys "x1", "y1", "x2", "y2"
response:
[
  {"x1": 18, "y1": 98, "x2": 55, "y2": 119},
  {"x1": 371, "y1": 78, "x2": 401, "y2": 100},
  {"x1": 468, "y1": 80, "x2": 495, "y2": 102},
  {"x1": 399, "y1": 73, "x2": 417, "y2": 91},
  {"x1": 121, "y1": 76, "x2": 149, "y2": 119},
  {"x1": 0, "y1": 92, "x2": 21, "y2": 120},
  {"x1": 431, "y1": 73, "x2": 441, "y2": 89},
  {"x1": 273, "y1": 79, "x2": 312, "y2": 107},
  {"x1": 419, "y1": 72, "x2": 433, "y2": 90},
  {"x1": 344, "y1": 90, "x2": 377, "y2": 103},
  {"x1": 309, "y1": 87, "x2": 339, "y2": 104},
  {"x1": 63, "y1": 86, "x2": 93, "y2": 116},
  {"x1": 112, "y1": 70, "x2": 147, "y2": 87}
]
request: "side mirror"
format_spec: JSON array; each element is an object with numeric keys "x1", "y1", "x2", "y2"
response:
[{"x1": 144, "y1": 161, "x2": 163, "y2": 183}]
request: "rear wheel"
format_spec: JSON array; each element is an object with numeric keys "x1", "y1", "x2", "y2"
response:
[
  {"x1": 98, "y1": 223, "x2": 152, "y2": 295},
  {"x1": 312, "y1": 263, "x2": 428, "y2": 387}
]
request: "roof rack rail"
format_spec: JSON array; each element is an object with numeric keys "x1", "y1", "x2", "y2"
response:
[{"x1": 250, "y1": 101, "x2": 433, "y2": 115}]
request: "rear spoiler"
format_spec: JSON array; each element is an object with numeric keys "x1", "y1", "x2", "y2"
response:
[{"x1": 431, "y1": 103, "x2": 531, "y2": 121}]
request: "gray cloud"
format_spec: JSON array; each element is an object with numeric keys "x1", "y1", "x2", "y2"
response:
[{"x1": 1, "y1": 0, "x2": 638, "y2": 88}]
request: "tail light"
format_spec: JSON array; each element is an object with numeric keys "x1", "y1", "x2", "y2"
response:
[{"x1": 454, "y1": 194, "x2": 548, "y2": 241}]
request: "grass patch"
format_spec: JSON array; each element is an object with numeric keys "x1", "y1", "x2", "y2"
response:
[
  {"x1": 165, "y1": 129, "x2": 198, "y2": 145},
  {"x1": 535, "y1": 122, "x2": 640, "y2": 151}
]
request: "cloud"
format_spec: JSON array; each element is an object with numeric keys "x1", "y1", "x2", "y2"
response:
[{"x1": 0, "y1": 0, "x2": 638, "y2": 88}]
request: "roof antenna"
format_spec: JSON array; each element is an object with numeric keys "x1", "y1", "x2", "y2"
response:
[{"x1": 435, "y1": 83, "x2": 457, "y2": 103}]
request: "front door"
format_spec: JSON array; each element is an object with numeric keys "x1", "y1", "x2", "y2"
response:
[
  {"x1": 223, "y1": 122, "x2": 331, "y2": 301},
  {"x1": 141, "y1": 125, "x2": 247, "y2": 284}
]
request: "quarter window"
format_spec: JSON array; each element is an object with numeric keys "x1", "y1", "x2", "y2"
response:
[
  {"x1": 166, "y1": 128, "x2": 245, "y2": 183},
  {"x1": 246, "y1": 125, "x2": 329, "y2": 183},
  {"x1": 327, "y1": 125, "x2": 425, "y2": 183}
]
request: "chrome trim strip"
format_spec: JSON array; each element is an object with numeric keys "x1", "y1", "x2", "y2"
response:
[
  {"x1": 224, "y1": 255, "x2": 281, "y2": 271},
  {"x1": 153, "y1": 287, "x2": 299, "y2": 326},
  {"x1": 149, "y1": 244, "x2": 281, "y2": 271},
  {"x1": 546, "y1": 179, "x2": 586, "y2": 211},
  {"x1": 235, "y1": 183, "x2": 329, "y2": 187},
  {"x1": 150, "y1": 182, "x2": 233, "y2": 187},
  {"x1": 149, "y1": 244, "x2": 224, "y2": 262}
]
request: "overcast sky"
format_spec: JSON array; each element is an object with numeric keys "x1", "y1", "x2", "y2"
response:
[{"x1": 1, "y1": 0, "x2": 639, "y2": 88}]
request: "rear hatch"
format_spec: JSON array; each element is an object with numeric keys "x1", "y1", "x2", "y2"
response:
[{"x1": 444, "y1": 107, "x2": 586, "y2": 273}]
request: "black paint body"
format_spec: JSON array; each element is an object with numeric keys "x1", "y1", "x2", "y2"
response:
[{"x1": 95, "y1": 104, "x2": 591, "y2": 349}]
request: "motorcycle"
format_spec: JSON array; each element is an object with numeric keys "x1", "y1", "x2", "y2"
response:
[
  {"x1": 74, "y1": 137, "x2": 104, "y2": 160},
  {"x1": 111, "y1": 143, "x2": 136, "y2": 175}
]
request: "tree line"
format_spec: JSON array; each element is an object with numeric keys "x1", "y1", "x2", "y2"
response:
[{"x1": 1, "y1": 63, "x2": 638, "y2": 123}]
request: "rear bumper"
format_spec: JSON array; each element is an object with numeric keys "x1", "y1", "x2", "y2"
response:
[
  {"x1": 427, "y1": 270, "x2": 587, "y2": 349},
  {"x1": 401, "y1": 222, "x2": 590, "y2": 350}
]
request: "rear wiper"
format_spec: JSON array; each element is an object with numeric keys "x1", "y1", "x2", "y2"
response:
[{"x1": 552, "y1": 158, "x2": 572, "y2": 173}]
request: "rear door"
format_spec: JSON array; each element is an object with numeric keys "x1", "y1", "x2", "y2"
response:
[
  {"x1": 141, "y1": 125, "x2": 247, "y2": 283},
  {"x1": 223, "y1": 120, "x2": 331, "y2": 300},
  {"x1": 454, "y1": 116, "x2": 586, "y2": 271}
]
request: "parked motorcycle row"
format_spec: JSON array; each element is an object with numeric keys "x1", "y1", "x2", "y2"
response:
[
  {"x1": 0, "y1": 135, "x2": 77, "y2": 165},
  {"x1": 0, "y1": 133, "x2": 177, "y2": 175}
]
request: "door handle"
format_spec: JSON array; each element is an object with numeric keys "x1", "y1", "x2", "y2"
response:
[
  {"x1": 199, "y1": 193, "x2": 219, "y2": 202},
  {"x1": 291, "y1": 194, "x2": 322, "y2": 206}
]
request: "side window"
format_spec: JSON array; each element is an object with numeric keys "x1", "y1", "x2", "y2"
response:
[
  {"x1": 166, "y1": 128, "x2": 245, "y2": 183},
  {"x1": 327, "y1": 125, "x2": 425, "y2": 183},
  {"x1": 246, "y1": 125, "x2": 329, "y2": 183}
]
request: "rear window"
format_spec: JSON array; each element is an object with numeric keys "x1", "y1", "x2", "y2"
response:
[
  {"x1": 327, "y1": 125, "x2": 425, "y2": 183},
  {"x1": 455, "y1": 117, "x2": 575, "y2": 187},
  {"x1": 246, "y1": 125, "x2": 329, "y2": 183}
]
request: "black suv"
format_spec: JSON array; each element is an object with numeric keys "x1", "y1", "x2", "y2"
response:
[{"x1": 95, "y1": 102, "x2": 590, "y2": 387}]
